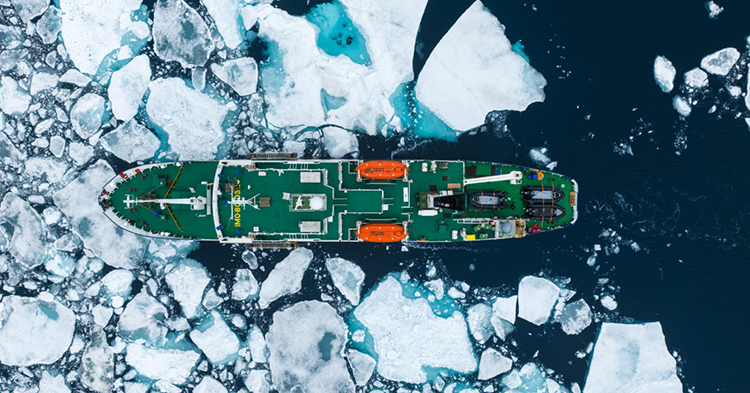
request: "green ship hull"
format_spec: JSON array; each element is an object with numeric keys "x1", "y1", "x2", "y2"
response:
[{"x1": 99, "y1": 157, "x2": 578, "y2": 246}]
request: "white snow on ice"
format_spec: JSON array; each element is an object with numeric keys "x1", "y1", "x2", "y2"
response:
[
  {"x1": 125, "y1": 342, "x2": 201, "y2": 385},
  {"x1": 557, "y1": 299, "x2": 592, "y2": 335},
  {"x1": 100, "y1": 120, "x2": 161, "y2": 163},
  {"x1": 153, "y1": 0, "x2": 214, "y2": 68},
  {"x1": 70, "y1": 93, "x2": 105, "y2": 139},
  {"x1": 517, "y1": 276, "x2": 561, "y2": 326},
  {"x1": 0, "y1": 193, "x2": 47, "y2": 269},
  {"x1": 259, "y1": 248, "x2": 313, "y2": 309},
  {"x1": 653, "y1": 56, "x2": 676, "y2": 93},
  {"x1": 210, "y1": 57, "x2": 258, "y2": 96},
  {"x1": 190, "y1": 310, "x2": 240, "y2": 364},
  {"x1": 478, "y1": 348, "x2": 513, "y2": 381},
  {"x1": 108, "y1": 55, "x2": 151, "y2": 121},
  {"x1": 684, "y1": 68, "x2": 709, "y2": 89},
  {"x1": 700, "y1": 47, "x2": 740, "y2": 76},
  {"x1": 672, "y1": 95, "x2": 691, "y2": 117},
  {"x1": 165, "y1": 259, "x2": 211, "y2": 319},
  {"x1": 117, "y1": 292, "x2": 168, "y2": 345},
  {"x1": 325, "y1": 256, "x2": 365, "y2": 305},
  {"x1": 347, "y1": 349, "x2": 376, "y2": 386},
  {"x1": 202, "y1": 0, "x2": 243, "y2": 50}
]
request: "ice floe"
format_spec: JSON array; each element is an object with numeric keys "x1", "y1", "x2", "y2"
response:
[
  {"x1": 0, "y1": 76, "x2": 31, "y2": 115},
  {"x1": 53, "y1": 161, "x2": 147, "y2": 268},
  {"x1": 117, "y1": 292, "x2": 169, "y2": 344},
  {"x1": 153, "y1": 0, "x2": 215, "y2": 68},
  {"x1": 322, "y1": 126, "x2": 359, "y2": 158},
  {"x1": 517, "y1": 276, "x2": 561, "y2": 326},
  {"x1": 108, "y1": 55, "x2": 151, "y2": 121},
  {"x1": 415, "y1": 0, "x2": 546, "y2": 131},
  {"x1": 467, "y1": 303, "x2": 494, "y2": 344},
  {"x1": 0, "y1": 295, "x2": 75, "y2": 366},
  {"x1": 146, "y1": 78, "x2": 232, "y2": 160},
  {"x1": 267, "y1": 300, "x2": 354, "y2": 393},
  {"x1": 684, "y1": 68, "x2": 709, "y2": 89},
  {"x1": 194, "y1": 376, "x2": 228, "y2": 393},
  {"x1": 100, "y1": 120, "x2": 160, "y2": 163},
  {"x1": 125, "y1": 342, "x2": 201, "y2": 385},
  {"x1": 70, "y1": 93, "x2": 105, "y2": 139},
  {"x1": 490, "y1": 295, "x2": 517, "y2": 340},
  {"x1": 30, "y1": 71, "x2": 59, "y2": 96},
  {"x1": 325, "y1": 256, "x2": 365, "y2": 305},
  {"x1": 672, "y1": 95, "x2": 691, "y2": 117},
  {"x1": 231, "y1": 268, "x2": 259, "y2": 301},
  {"x1": 258, "y1": 248, "x2": 313, "y2": 308},
  {"x1": 0, "y1": 193, "x2": 47, "y2": 269},
  {"x1": 202, "y1": 0, "x2": 243, "y2": 50},
  {"x1": 353, "y1": 275, "x2": 477, "y2": 383},
  {"x1": 165, "y1": 259, "x2": 211, "y2": 319},
  {"x1": 557, "y1": 299, "x2": 592, "y2": 335},
  {"x1": 39, "y1": 370, "x2": 70, "y2": 393},
  {"x1": 653, "y1": 56, "x2": 676, "y2": 93},
  {"x1": 700, "y1": 47, "x2": 740, "y2": 76},
  {"x1": 10, "y1": 0, "x2": 48, "y2": 23},
  {"x1": 478, "y1": 348, "x2": 513, "y2": 380},
  {"x1": 347, "y1": 348, "x2": 376, "y2": 386},
  {"x1": 79, "y1": 326, "x2": 114, "y2": 393},
  {"x1": 190, "y1": 311, "x2": 240, "y2": 364},
  {"x1": 37, "y1": 6, "x2": 63, "y2": 45},
  {"x1": 705, "y1": 1, "x2": 723, "y2": 19},
  {"x1": 583, "y1": 322, "x2": 682, "y2": 393},
  {"x1": 210, "y1": 57, "x2": 258, "y2": 96},
  {"x1": 59, "y1": 0, "x2": 144, "y2": 75}
]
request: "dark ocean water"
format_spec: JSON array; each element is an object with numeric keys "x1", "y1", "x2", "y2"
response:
[{"x1": 190, "y1": 1, "x2": 750, "y2": 391}]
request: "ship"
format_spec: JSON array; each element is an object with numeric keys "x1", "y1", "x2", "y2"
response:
[{"x1": 99, "y1": 154, "x2": 578, "y2": 247}]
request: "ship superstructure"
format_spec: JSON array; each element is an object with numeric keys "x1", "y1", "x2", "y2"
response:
[{"x1": 99, "y1": 156, "x2": 578, "y2": 246}]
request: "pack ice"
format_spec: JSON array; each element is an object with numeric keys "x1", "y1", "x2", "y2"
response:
[
  {"x1": 353, "y1": 275, "x2": 477, "y2": 384},
  {"x1": 0, "y1": 295, "x2": 75, "y2": 366},
  {"x1": 584, "y1": 322, "x2": 682, "y2": 393},
  {"x1": 415, "y1": 0, "x2": 546, "y2": 131}
]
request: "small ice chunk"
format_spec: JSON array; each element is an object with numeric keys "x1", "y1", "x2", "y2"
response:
[
  {"x1": 558, "y1": 299, "x2": 592, "y2": 335},
  {"x1": 325, "y1": 256, "x2": 365, "y2": 305},
  {"x1": 600, "y1": 295, "x2": 618, "y2": 311},
  {"x1": 248, "y1": 324, "x2": 268, "y2": 363},
  {"x1": 267, "y1": 301, "x2": 355, "y2": 393},
  {"x1": 242, "y1": 249, "x2": 258, "y2": 269},
  {"x1": 477, "y1": 348, "x2": 512, "y2": 380},
  {"x1": 700, "y1": 47, "x2": 740, "y2": 76},
  {"x1": 705, "y1": 1, "x2": 723, "y2": 19},
  {"x1": 467, "y1": 303, "x2": 494, "y2": 344},
  {"x1": 583, "y1": 322, "x2": 682, "y2": 393},
  {"x1": 259, "y1": 248, "x2": 313, "y2": 308},
  {"x1": 146, "y1": 78, "x2": 230, "y2": 160},
  {"x1": 60, "y1": 69, "x2": 91, "y2": 87},
  {"x1": 653, "y1": 56, "x2": 676, "y2": 93},
  {"x1": 0, "y1": 193, "x2": 47, "y2": 269},
  {"x1": 231, "y1": 268, "x2": 259, "y2": 300},
  {"x1": 243, "y1": 369, "x2": 271, "y2": 393},
  {"x1": 210, "y1": 57, "x2": 258, "y2": 96},
  {"x1": 11, "y1": 0, "x2": 49, "y2": 23},
  {"x1": 672, "y1": 95, "x2": 691, "y2": 117},
  {"x1": 100, "y1": 120, "x2": 161, "y2": 163},
  {"x1": 728, "y1": 85, "x2": 742, "y2": 97},
  {"x1": 190, "y1": 311, "x2": 240, "y2": 364},
  {"x1": 322, "y1": 126, "x2": 359, "y2": 158},
  {"x1": 153, "y1": 0, "x2": 215, "y2": 68},
  {"x1": 165, "y1": 259, "x2": 211, "y2": 319},
  {"x1": 70, "y1": 93, "x2": 105, "y2": 139},
  {"x1": 192, "y1": 67, "x2": 206, "y2": 91},
  {"x1": 684, "y1": 68, "x2": 709, "y2": 89},
  {"x1": 39, "y1": 370, "x2": 70, "y2": 393},
  {"x1": 517, "y1": 276, "x2": 560, "y2": 326},
  {"x1": 202, "y1": 0, "x2": 243, "y2": 49},
  {"x1": 0, "y1": 295, "x2": 75, "y2": 366},
  {"x1": 92, "y1": 304, "x2": 113, "y2": 327},
  {"x1": 0, "y1": 76, "x2": 31, "y2": 115},
  {"x1": 118, "y1": 292, "x2": 168, "y2": 345},
  {"x1": 347, "y1": 349, "x2": 376, "y2": 386},
  {"x1": 69, "y1": 141, "x2": 95, "y2": 166},
  {"x1": 490, "y1": 295, "x2": 516, "y2": 340},
  {"x1": 108, "y1": 55, "x2": 151, "y2": 121},
  {"x1": 30, "y1": 72, "x2": 59, "y2": 95},
  {"x1": 101, "y1": 269, "x2": 135, "y2": 299},
  {"x1": 353, "y1": 276, "x2": 477, "y2": 384},
  {"x1": 529, "y1": 147, "x2": 551, "y2": 167},
  {"x1": 194, "y1": 377, "x2": 227, "y2": 393},
  {"x1": 59, "y1": 0, "x2": 144, "y2": 75},
  {"x1": 80, "y1": 326, "x2": 114, "y2": 393},
  {"x1": 125, "y1": 342, "x2": 201, "y2": 385},
  {"x1": 415, "y1": 0, "x2": 545, "y2": 131}
]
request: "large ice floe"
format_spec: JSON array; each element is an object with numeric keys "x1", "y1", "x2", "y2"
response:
[
  {"x1": 353, "y1": 275, "x2": 477, "y2": 384},
  {"x1": 99, "y1": 120, "x2": 161, "y2": 163},
  {"x1": 517, "y1": 276, "x2": 561, "y2": 326},
  {"x1": 108, "y1": 55, "x2": 151, "y2": 121},
  {"x1": 325, "y1": 256, "x2": 365, "y2": 305},
  {"x1": 125, "y1": 342, "x2": 201, "y2": 385},
  {"x1": 0, "y1": 295, "x2": 75, "y2": 366},
  {"x1": 259, "y1": 247, "x2": 313, "y2": 308},
  {"x1": 202, "y1": 0, "x2": 244, "y2": 50},
  {"x1": 700, "y1": 47, "x2": 740, "y2": 76},
  {"x1": 190, "y1": 311, "x2": 240, "y2": 364},
  {"x1": 153, "y1": 0, "x2": 215, "y2": 68},
  {"x1": 210, "y1": 57, "x2": 259, "y2": 96},
  {"x1": 0, "y1": 193, "x2": 47, "y2": 269},
  {"x1": 415, "y1": 0, "x2": 546, "y2": 132},
  {"x1": 584, "y1": 322, "x2": 682, "y2": 393},
  {"x1": 165, "y1": 259, "x2": 211, "y2": 319}
]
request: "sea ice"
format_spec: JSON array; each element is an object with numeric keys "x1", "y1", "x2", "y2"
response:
[
  {"x1": 101, "y1": 269, "x2": 135, "y2": 299},
  {"x1": 79, "y1": 326, "x2": 114, "y2": 393},
  {"x1": 39, "y1": 370, "x2": 70, "y2": 393},
  {"x1": 146, "y1": 78, "x2": 231, "y2": 160},
  {"x1": 117, "y1": 292, "x2": 168, "y2": 345},
  {"x1": 353, "y1": 276, "x2": 477, "y2": 383},
  {"x1": 557, "y1": 299, "x2": 592, "y2": 335},
  {"x1": 653, "y1": 56, "x2": 676, "y2": 93},
  {"x1": 190, "y1": 311, "x2": 240, "y2": 364},
  {"x1": 672, "y1": 96, "x2": 691, "y2": 117},
  {"x1": 746, "y1": 66, "x2": 750, "y2": 112},
  {"x1": 700, "y1": 47, "x2": 740, "y2": 76},
  {"x1": 202, "y1": 0, "x2": 243, "y2": 49},
  {"x1": 415, "y1": 0, "x2": 546, "y2": 131},
  {"x1": 91, "y1": 305, "x2": 113, "y2": 327},
  {"x1": 490, "y1": 296, "x2": 517, "y2": 340},
  {"x1": 125, "y1": 342, "x2": 201, "y2": 385},
  {"x1": 244, "y1": 369, "x2": 271, "y2": 393},
  {"x1": 194, "y1": 377, "x2": 227, "y2": 393},
  {"x1": 153, "y1": 0, "x2": 215, "y2": 68},
  {"x1": 108, "y1": 55, "x2": 151, "y2": 121},
  {"x1": 529, "y1": 147, "x2": 551, "y2": 167},
  {"x1": 347, "y1": 349, "x2": 376, "y2": 386},
  {"x1": 70, "y1": 93, "x2": 105, "y2": 139},
  {"x1": 231, "y1": 268, "x2": 259, "y2": 300},
  {"x1": 53, "y1": 160, "x2": 147, "y2": 269},
  {"x1": 0, "y1": 295, "x2": 75, "y2": 366},
  {"x1": 0, "y1": 193, "x2": 47, "y2": 269},
  {"x1": 59, "y1": 0, "x2": 144, "y2": 75},
  {"x1": 478, "y1": 348, "x2": 513, "y2": 380},
  {"x1": 0, "y1": 76, "x2": 31, "y2": 115},
  {"x1": 30, "y1": 71, "x2": 59, "y2": 95},
  {"x1": 60, "y1": 69, "x2": 90, "y2": 87},
  {"x1": 266, "y1": 301, "x2": 355, "y2": 393},
  {"x1": 583, "y1": 322, "x2": 682, "y2": 393},
  {"x1": 467, "y1": 303, "x2": 494, "y2": 344},
  {"x1": 684, "y1": 68, "x2": 709, "y2": 89},
  {"x1": 10, "y1": 0, "x2": 48, "y2": 23},
  {"x1": 210, "y1": 57, "x2": 258, "y2": 96},
  {"x1": 325, "y1": 256, "x2": 365, "y2": 305},
  {"x1": 599, "y1": 295, "x2": 618, "y2": 311},
  {"x1": 248, "y1": 324, "x2": 268, "y2": 363},
  {"x1": 705, "y1": 1, "x2": 723, "y2": 18},
  {"x1": 259, "y1": 248, "x2": 313, "y2": 308},
  {"x1": 517, "y1": 276, "x2": 561, "y2": 326},
  {"x1": 37, "y1": 6, "x2": 63, "y2": 45},
  {"x1": 100, "y1": 120, "x2": 161, "y2": 163},
  {"x1": 322, "y1": 126, "x2": 359, "y2": 158},
  {"x1": 165, "y1": 259, "x2": 211, "y2": 319}
]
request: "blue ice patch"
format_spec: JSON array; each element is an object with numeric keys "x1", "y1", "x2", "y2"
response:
[
  {"x1": 390, "y1": 82, "x2": 458, "y2": 141},
  {"x1": 512, "y1": 41, "x2": 531, "y2": 63},
  {"x1": 321, "y1": 88, "x2": 347, "y2": 116},
  {"x1": 306, "y1": 1, "x2": 371, "y2": 66}
]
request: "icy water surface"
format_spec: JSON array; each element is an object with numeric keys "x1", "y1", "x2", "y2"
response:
[{"x1": 0, "y1": 0, "x2": 749, "y2": 392}]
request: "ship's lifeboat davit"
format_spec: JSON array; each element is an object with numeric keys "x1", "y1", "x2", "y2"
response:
[
  {"x1": 357, "y1": 223, "x2": 408, "y2": 242},
  {"x1": 357, "y1": 160, "x2": 407, "y2": 180}
]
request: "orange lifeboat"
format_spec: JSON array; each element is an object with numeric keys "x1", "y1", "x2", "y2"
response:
[
  {"x1": 357, "y1": 224, "x2": 408, "y2": 243},
  {"x1": 356, "y1": 160, "x2": 407, "y2": 180}
]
